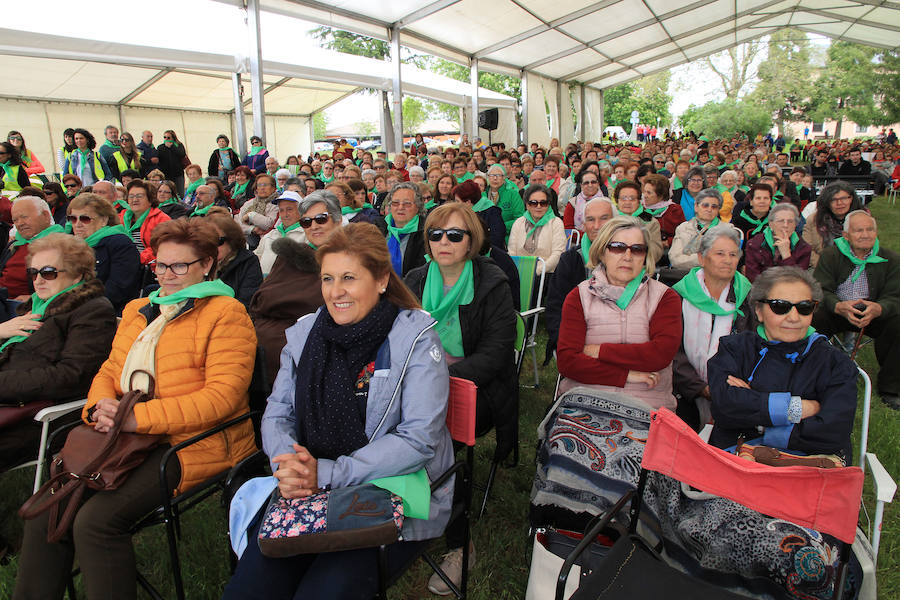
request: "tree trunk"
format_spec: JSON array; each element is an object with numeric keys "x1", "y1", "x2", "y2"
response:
[{"x1": 834, "y1": 99, "x2": 844, "y2": 139}]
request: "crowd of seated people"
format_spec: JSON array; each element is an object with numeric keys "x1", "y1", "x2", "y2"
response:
[{"x1": 0, "y1": 126, "x2": 897, "y2": 597}]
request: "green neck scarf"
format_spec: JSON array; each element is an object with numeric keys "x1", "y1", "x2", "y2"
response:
[
  {"x1": 740, "y1": 207, "x2": 770, "y2": 235},
  {"x1": 472, "y1": 195, "x2": 494, "y2": 213},
  {"x1": 673, "y1": 178, "x2": 683, "y2": 190},
  {"x1": 232, "y1": 181, "x2": 250, "y2": 198},
  {"x1": 147, "y1": 279, "x2": 234, "y2": 306},
  {"x1": 834, "y1": 237, "x2": 887, "y2": 282},
  {"x1": 525, "y1": 211, "x2": 554, "y2": 238},
  {"x1": 580, "y1": 233, "x2": 592, "y2": 270},
  {"x1": 757, "y1": 324, "x2": 815, "y2": 342},
  {"x1": 123, "y1": 208, "x2": 150, "y2": 233},
  {"x1": 762, "y1": 227, "x2": 798, "y2": 257},
  {"x1": 615, "y1": 268, "x2": 646, "y2": 310},
  {"x1": 424, "y1": 200, "x2": 437, "y2": 211},
  {"x1": 0, "y1": 280, "x2": 84, "y2": 353},
  {"x1": 673, "y1": 267, "x2": 750, "y2": 317},
  {"x1": 422, "y1": 260, "x2": 474, "y2": 356},
  {"x1": 84, "y1": 225, "x2": 127, "y2": 248},
  {"x1": 0, "y1": 161, "x2": 14, "y2": 180},
  {"x1": 115, "y1": 199, "x2": 129, "y2": 211},
  {"x1": 644, "y1": 204, "x2": 668, "y2": 218},
  {"x1": 341, "y1": 206, "x2": 363, "y2": 216},
  {"x1": 307, "y1": 242, "x2": 318, "y2": 250},
  {"x1": 184, "y1": 178, "x2": 205, "y2": 198},
  {"x1": 277, "y1": 221, "x2": 302, "y2": 237},
  {"x1": 191, "y1": 203, "x2": 214, "y2": 217},
  {"x1": 249, "y1": 145, "x2": 265, "y2": 155},
  {"x1": 386, "y1": 214, "x2": 419, "y2": 243},
  {"x1": 319, "y1": 174, "x2": 334, "y2": 184},
  {"x1": 12, "y1": 224, "x2": 65, "y2": 247},
  {"x1": 619, "y1": 206, "x2": 644, "y2": 219},
  {"x1": 158, "y1": 197, "x2": 180, "y2": 207},
  {"x1": 218, "y1": 146, "x2": 233, "y2": 152},
  {"x1": 102, "y1": 139, "x2": 120, "y2": 151},
  {"x1": 362, "y1": 202, "x2": 374, "y2": 210}
]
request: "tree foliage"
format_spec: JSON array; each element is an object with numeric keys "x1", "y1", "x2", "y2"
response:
[
  {"x1": 401, "y1": 97, "x2": 428, "y2": 132},
  {"x1": 604, "y1": 72, "x2": 673, "y2": 130},
  {"x1": 312, "y1": 112, "x2": 328, "y2": 140},
  {"x1": 310, "y1": 27, "x2": 388, "y2": 59},
  {"x1": 679, "y1": 99, "x2": 771, "y2": 138},
  {"x1": 875, "y1": 50, "x2": 900, "y2": 125},
  {"x1": 751, "y1": 28, "x2": 814, "y2": 135},
  {"x1": 810, "y1": 41, "x2": 881, "y2": 137},
  {"x1": 697, "y1": 41, "x2": 763, "y2": 100}
]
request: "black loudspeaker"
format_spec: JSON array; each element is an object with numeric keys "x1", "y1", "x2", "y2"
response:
[{"x1": 478, "y1": 108, "x2": 499, "y2": 131}]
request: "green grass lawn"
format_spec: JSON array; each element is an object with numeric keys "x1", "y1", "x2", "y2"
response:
[{"x1": 1, "y1": 197, "x2": 897, "y2": 599}]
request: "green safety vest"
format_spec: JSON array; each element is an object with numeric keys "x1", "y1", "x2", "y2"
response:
[
  {"x1": 113, "y1": 150, "x2": 142, "y2": 179},
  {"x1": 65, "y1": 151, "x2": 106, "y2": 183},
  {"x1": 1, "y1": 164, "x2": 23, "y2": 192}
]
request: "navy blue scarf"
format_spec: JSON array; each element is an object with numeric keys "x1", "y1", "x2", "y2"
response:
[{"x1": 294, "y1": 300, "x2": 399, "y2": 460}]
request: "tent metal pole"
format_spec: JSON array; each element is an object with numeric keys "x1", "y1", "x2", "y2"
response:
[
  {"x1": 246, "y1": 0, "x2": 266, "y2": 142},
  {"x1": 556, "y1": 80, "x2": 563, "y2": 144},
  {"x1": 520, "y1": 70, "x2": 528, "y2": 146},
  {"x1": 232, "y1": 73, "x2": 248, "y2": 159},
  {"x1": 580, "y1": 84, "x2": 586, "y2": 142},
  {"x1": 597, "y1": 89, "x2": 605, "y2": 138},
  {"x1": 308, "y1": 113, "x2": 316, "y2": 158},
  {"x1": 117, "y1": 105, "x2": 127, "y2": 136},
  {"x1": 390, "y1": 26, "x2": 404, "y2": 155},
  {"x1": 470, "y1": 57, "x2": 479, "y2": 143}
]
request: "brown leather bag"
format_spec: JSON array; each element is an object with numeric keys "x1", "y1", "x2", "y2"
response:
[{"x1": 19, "y1": 371, "x2": 164, "y2": 542}]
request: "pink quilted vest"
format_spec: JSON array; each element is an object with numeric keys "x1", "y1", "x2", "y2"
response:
[{"x1": 559, "y1": 269, "x2": 675, "y2": 409}]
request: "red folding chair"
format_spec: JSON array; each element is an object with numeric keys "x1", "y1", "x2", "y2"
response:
[{"x1": 557, "y1": 408, "x2": 864, "y2": 600}]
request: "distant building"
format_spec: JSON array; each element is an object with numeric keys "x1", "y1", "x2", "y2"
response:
[{"x1": 785, "y1": 119, "x2": 900, "y2": 140}]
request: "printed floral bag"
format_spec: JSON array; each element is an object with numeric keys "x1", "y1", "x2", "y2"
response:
[{"x1": 257, "y1": 483, "x2": 404, "y2": 557}]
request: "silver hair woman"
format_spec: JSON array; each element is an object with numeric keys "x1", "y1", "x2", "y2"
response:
[
  {"x1": 669, "y1": 187, "x2": 737, "y2": 270},
  {"x1": 745, "y1": 200, "x2": 812, "y2": 282},
  {"x1": 297, "y1": 190, "x2": 342, "y2": 249},
  {"x1": 672, "y1": 224, "x2": 752, "y2": 430},
  {"x1": 384, "y1": 182, "x2": 427, "y2": 277}
]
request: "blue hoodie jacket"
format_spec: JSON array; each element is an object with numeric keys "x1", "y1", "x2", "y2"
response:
[
  {"x1": 261, "y1": 307, "x2": 454, "y2": 542},
  {"x1": 708, "y1": 330, "x2": 858, "y2": 460}
]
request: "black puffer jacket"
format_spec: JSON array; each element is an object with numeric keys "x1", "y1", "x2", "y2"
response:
[
  {"x1": 218, "y1": 248, "x2": 263, "y2": 309},
  {"x1": 0, "y1": 278, "x2": 116, "y2": 404},
  {"x1": 404, "y1": 255, "x2": 518, "y2": 461},
  {"x1": 92, "y1": 232, "x2": 141, "y2": 314}
]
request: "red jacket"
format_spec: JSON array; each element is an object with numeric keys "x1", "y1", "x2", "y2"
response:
[
  {"x1": 654, "y1": 203, "x2": 686, "y2": 247},
  {"x1": 118, "y1": 208, "x2": 171, "y2": 264}
]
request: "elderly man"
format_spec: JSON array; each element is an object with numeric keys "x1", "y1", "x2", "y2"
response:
[
  {"x1": 137, "y1": 130, "x2": 159, "y2": 166},
  {"x1": 254, "y1": 191, "x2": 307, "y2": 276},
  {"x1": 0, "y1": 196, "x2": 65, "y2": 303},
  {"x1": 264, "y1": 156, "x2": 279, "y2": 177},
  {"x1": 92, "y1": 180, "x2": 124, "y2": 211},
  {"x1": 813, "y1": 210, "x2": 900, "y2": 408},
  {"x1": 189, "y1": 185, "x2": 217, "y2": 216},
  {"x1": 544, "y1": 197, "x2": 616, "y2": 354},
  {"x1": 98, "y1": 124, "x2": 120, "y2": 165}
]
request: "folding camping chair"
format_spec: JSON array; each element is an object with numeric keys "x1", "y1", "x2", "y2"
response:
[
  {"x1": 511, "y1": 255, "x2": 546, "y2": 387},
  {"x1": 9, "y1": 399, "x2": 87, "y2": 493},
  {"x1": 557, "y1": 407, "x2": 866, "y2": 600}
]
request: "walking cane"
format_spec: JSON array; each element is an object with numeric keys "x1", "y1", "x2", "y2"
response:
[{"x1": 850, "y1": 327, "x2": 866, "y2": 362}]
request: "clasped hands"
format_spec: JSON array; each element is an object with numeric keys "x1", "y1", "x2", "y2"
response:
[
  {"x1": 835, "y1": 299, "x2": 882, "y2": 329},
  {"x1": 92, "y1": 397, "x2": 138, "y2": 433},
  {"x1": 273, "y1": 443, "x2": 319, "y2": 499}
]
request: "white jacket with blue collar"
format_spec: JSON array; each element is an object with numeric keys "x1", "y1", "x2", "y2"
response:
[{"x1": 261, "y1": 306, "x2": 455, "y2": 542}]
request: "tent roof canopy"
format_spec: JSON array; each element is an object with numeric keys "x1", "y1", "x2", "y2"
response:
[
  {"x1": 240, "y1": 0, "x2": 900, "y2": 90},
  {"x1": 0, "y1": 26, "x2": 515, "y2": 116}
]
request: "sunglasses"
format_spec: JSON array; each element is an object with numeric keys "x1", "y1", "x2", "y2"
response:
[
  {"x1": 299, "y1": 213, "x2": 330, "y2": 228},
  {"x1": 606, "y1": 242, "x2": 648, "y2": 256},
  {"x1": 427, "y1": 228, "x2": 470, "y2": 243},
  {"x1": 217, "y1": 236, "x2": 228, "y2": 246},
  {"x1": 759, "y1": 299, "x2": 818, "y2": 316},
  {"x1": 526, "y1": 200, "x2": 550, "y2": 207},
  {"x1": 66, "y1": 214, "x2": 95, "y2": 224},
  {"x1": 64, "y1": 183, "x2": 79, "y2": 189},
  {"x1": 27, "y1": 266, "x2": 67, "y2": 281}
]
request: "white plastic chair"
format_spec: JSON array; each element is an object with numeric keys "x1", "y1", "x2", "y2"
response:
[{"x1": 9, "y1": 399, "x2": 87, "y2": 493}]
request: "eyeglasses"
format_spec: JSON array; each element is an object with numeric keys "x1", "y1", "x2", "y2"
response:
[
  {"x1": 26, "y1": 266, "x2": 67, "y2": 281},
  {"x1": 393, "y1": 201, "x2": 417, "y2": 209},
  {"x1": 697, "y1": 202, "x2": 720, "y2": 209},
  {"x1": 606, "y1": 242, "x2": 648, "y2": 256},
  {"x1": 582, "y1": 179, "x2": 599, "y2": 185},
  {"x1": 759, "y1": 298, "x2": 818, "y2": 316},
  {"x1": 127, "y1": 194, "x2": 147, "y2": 200},
  {"x1": 152, "y1": 258, "x2": 203, "y2": 275},
  {"x1": 299, "y1": 213, "x2": 330, "y2": 228},
  {"x1": 67, "y1": 214, "x2": 95, "y2": 224},
  {"x1": 427, "y1": 228, "x2": 470, "y2": 243},
  {"x1": 688, "y1": 178, "x2": 704, "y2": 184},
  {"x1": 527, "y1": 200, "x2": 550, "y2": 207}
]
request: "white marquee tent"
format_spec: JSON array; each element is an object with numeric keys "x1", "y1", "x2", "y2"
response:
[{"x1": 2, "y1": 0, "x2": 898, "y2": 169}]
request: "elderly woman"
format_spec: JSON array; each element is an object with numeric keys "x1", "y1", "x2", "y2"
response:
[
  {"x1": 485, "y1": 164, "x2": 524, "y2": 234},
  {"x1": 668, "y1": 189, "x2": 734, "y2": 270},
  {"x1": 744, "y1": 203, "x2": 812, "y2": 282},
  {"x1": 508, "y1": 184, "x2": 566, "y2": 274},
  {"x1": 707, "y1": 266, "x2": 858, "y2": 460},
  {"x1": 671, "y1": 166, "x2": 705, "y2": 221},
  {"x1": 68, "y1": 193, "x2": 141, "y2": 313},
  {"x1": 672, "y1": 226, "x2": 753, "y2": 431},
  {"x1": 614, "y1": 181, "x2": 664, "y2": 258},
  {"x1": 546, "y1": 197, "x2": 616, "y2": 354},
  {"x1": 122, "y1": 179, "x2": 171, "y2": 264},
  {"x1": 155, "y1": 179, "x2": 190, "y2": 219},
  {"x1": 327, "y1": 181, "x2": 386, "y2": 234},
  {"x1": 562, "y1": 168, "x2": 608, "y2": 232},
  {"x1": 229, "y1": 166, "x2": 255, "y2": 210},
  {"x1": 208, "y1": 134, "x2": 241, "y2": 179},
  {"x1": 224, "y1": 223, "x2": 454, "y2": 599},
  {"x1": 183, "y1": 164, "x2": 205, "y2": 206},
  {"x1": 0, "y1": 234, "x2": 116, "y2": 472},
  {"x1": 255, "y1": 191, "x2": 308, "y2": 276},
  {"x1": 802, "y1": 181, "x2": 864, "y2": 267},
  {"x1": 205, "y1": 210, "x2": 263, "y2": 308},
  {"x1": 557, "y1": 216, "x2": 682, "y2": 408},
  {"x1": 297, "y1": 190, "x2": 342, "y2": 250},
  {"x1": 14, "y1": 219, "x2": 257, "y2": 599},
  {"x1": 384, "y1": 182, "x2": 427, "y2": 277},
  {"x1": 731, "y1": 183, "x2": 777, "y2": 242},
  {"x1": 717, "y1": 169, "x2": 744, "y2": 206},
  {"x1": 403, "y1": 203, "x2": 516, "y2": 594},
  {"x1": 236, "y1": 173, "x2": 279, "y2": 251},
  {"x1": 642, "y1": 173, "x2": 686, "y2": 247}
]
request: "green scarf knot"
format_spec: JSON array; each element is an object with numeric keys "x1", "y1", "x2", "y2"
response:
[
  {"x1": 673, "y1": 267, "x2": 750, "y2": 317},
  {"x1": 84, "y1": 225, "x2": 127, "y2": 248},
  {"x1": 12, "y1": 224, "x2": 65, "y2": 247},
  {"x1": 644, "y1": 204, "x2": 668, "y2": 218},
  {"x1": 472, "y1": 195, "x2": 494, "y2": 213},
  {"x1": 834, "y1": 237, "x2": 887, "y2": 282},
  {"x1": 191, "y1": 203, "x2": 214, "y2": 217},
  {"x1": 232, "y1": 181, "x2": 250, "y2": 198},
  {"x1": 147, "y1": 280, "x2": 234, "y2": 306},
  {"x1": 525, "y1": 211, "x2": 554, "y2": 238},
  {"x1": 422, "y1": 260, "x2": 474, "y2": 357},
  {"x1": 580, "y1": 234, "x2": 592, "y2": 270},
  {"x1": 0, "y1": 280, "x2": 84, "y2": 353},
  {"x1": 615, "y1": 268, "x2": 646, "y2": 310},
  {"x1": 341, "y1": 206, "x2": 363, "y2": 216},
  {"x1": 277, "y1": 221, "x2": 302, "y2": 237},
  {"x1": 122, "y1": 208, "x2": 150, "y2": 233},
  {"x1": 762, "y1": 227, "x2": 798, "y2": 257},
  {"x1": 386, "y1": 214, "x2": 419, "y2": 243}
]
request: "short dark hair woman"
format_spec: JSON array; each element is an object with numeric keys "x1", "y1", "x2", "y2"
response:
[
  {"x1": 209, "y1": 134, "x2": 241, "y2": 179},
  {"x1": 224, "y1": 223, "x2": 454, "y2": 599},
  {"x1": 802, "y1": 181, "x2": 864, "y2": 267},
  {"x1": 156, "y1": 129, "x2": 188, "y2": 195},
  {"x1": 122, "y1": 179, "x2": 171, "y2": 264},
  {"x1": 708, "y1": 266, "x2": 858, "y2": 460},
  {"x1": 205, "y1": 210, "x2": 263, "y2": 308},
  {"x1": 15, "y1": 219, "x2": 258, "y2": 599}
]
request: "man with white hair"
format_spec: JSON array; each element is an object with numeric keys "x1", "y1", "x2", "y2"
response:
[
  {"x1": 0, "y1": 197, "x2": 65, "y2": 302},
  {"x1": 92, "y1": 180, "x2": 125, "y2": 211},
  {"x1": 813, "y1": 210, "x2": 900, "y2": 408}
]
